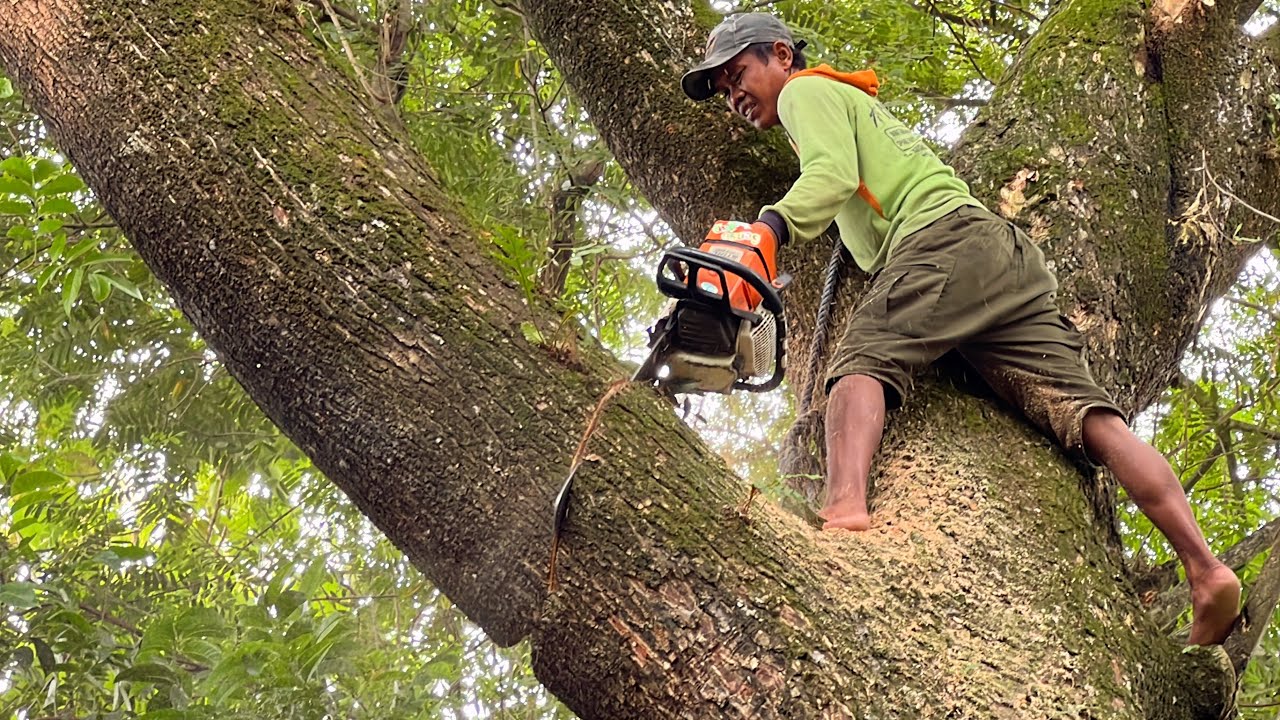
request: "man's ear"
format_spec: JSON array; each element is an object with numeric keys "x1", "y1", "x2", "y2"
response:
[{"x1": 773, "y1": 40, "x2": 794, "y2": 70}]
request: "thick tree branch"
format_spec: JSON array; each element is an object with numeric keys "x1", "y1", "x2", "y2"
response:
[{"x1": 1224, "y1": 534, "x2": 1280, "y2": 673}]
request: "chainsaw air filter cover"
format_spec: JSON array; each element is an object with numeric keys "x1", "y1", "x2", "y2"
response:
[{"x1": 738, "y1": 309, "x2": 778, "y2": 378}]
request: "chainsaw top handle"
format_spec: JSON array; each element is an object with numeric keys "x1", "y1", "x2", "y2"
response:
[{"x1": 657, "y1": 246, "x2": 785, "y2": 318}]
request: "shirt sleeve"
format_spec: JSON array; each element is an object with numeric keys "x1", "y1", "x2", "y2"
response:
[{"x1": 759, "y1": 77, "x2": 861, "y2": 244}]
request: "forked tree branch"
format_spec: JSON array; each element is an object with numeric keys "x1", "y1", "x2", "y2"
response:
[{"x1": 1224, "y1": 534, "x2": 1280, "y2": 674}]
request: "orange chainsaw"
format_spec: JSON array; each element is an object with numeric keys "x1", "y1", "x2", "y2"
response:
[{"x1": 632, "y1": 220, "x2": 791, "y2": 394}]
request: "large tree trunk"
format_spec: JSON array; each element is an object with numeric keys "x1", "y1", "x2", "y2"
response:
[{"x1": 1, "y1": 0, "x2": 1272, "y2": 718}]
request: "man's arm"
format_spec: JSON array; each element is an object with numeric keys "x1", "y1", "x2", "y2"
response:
[{"x1": 760, "y1": 76, "x2": 862, "y2": 244}]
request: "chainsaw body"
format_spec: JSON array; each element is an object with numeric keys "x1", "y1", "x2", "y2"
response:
[{"x1": 634, "y1": 221, "x2": 789, "y2": 394}]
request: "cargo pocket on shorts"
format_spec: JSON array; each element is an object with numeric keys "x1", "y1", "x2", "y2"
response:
[{"x1": 883, "y1": 260, "x2": 955, "y2": 338}]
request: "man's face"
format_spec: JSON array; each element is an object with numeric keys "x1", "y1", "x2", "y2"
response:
[{"x1": 713, "y1": 42, "x2": 793, "y2": 130}]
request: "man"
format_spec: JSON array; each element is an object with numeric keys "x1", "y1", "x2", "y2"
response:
[{"x1": 681, "y1": 12, "x2": 1242, "y2": 645}]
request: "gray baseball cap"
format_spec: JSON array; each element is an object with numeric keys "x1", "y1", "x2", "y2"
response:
[{"x1": 681, "y1": 14, "x2": 803, "y2": 102}]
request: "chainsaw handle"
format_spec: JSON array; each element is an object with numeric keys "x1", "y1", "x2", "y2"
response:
[{"x1": 657, "y1": 247, "x2": 785, "y2": 318}]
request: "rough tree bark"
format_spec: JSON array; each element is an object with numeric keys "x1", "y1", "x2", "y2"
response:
[{"x1": 0, "y1": 1, "x2": 1276, "y2": 719}]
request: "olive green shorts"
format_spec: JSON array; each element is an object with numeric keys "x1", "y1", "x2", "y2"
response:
[{"x1": 825, "y1": 205, "x2": 1123, "y2": 454}]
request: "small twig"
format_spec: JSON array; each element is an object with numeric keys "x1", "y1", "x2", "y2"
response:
[
  {"x1": 303, "y1": 0, "x2": 371, "y2": 30},
  {"x1": 79, "y1": 603, "x2": 141, "y2": 635},
  {"x1": 1225, "y1": 295, "x2": 1280, "y2": 324},
  {"x1": 922, "y1": 0, "x2": 994, "y2": 84},
  {"x1": 988, "y1": 0, "x2": 1044, "y2": 21},
  {"x1": 227, "y1": 502, "x2": 303, "y2": 564},
  {"x1": 1207, "y1": 173, "x2": 1280, "y2": 225},
  {"x1": 317, "y1": 0, "x2": 386, "y2": 104}
]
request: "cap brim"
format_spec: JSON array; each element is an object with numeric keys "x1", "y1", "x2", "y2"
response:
[{"x1": 681, "y1": 44, "x2": 747, "y2": 101}]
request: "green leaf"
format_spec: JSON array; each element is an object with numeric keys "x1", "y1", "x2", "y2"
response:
[
  {"x1": 89, "y1": 273, "x2": 111, "y2": 303},
  {"x1": 0, "y1": 156, "x2": 28, "y2": 178},
  {"x1": 102, "y1": 274, "x2": 144, "y2": 301},
  {"x1": 140, "y1": 616, "x2": 178, "y2": 656},
  {"x1": 50, "y1": 232, "x2": 67, "y2": 262},
  {"x1": 0, "y1": 452, "x2": 26, "y2": 480},
  {"x1": 12, "y1": 646, "x2": 33, "y2": 671},
  {"x1": 273, "y1": 589, "x2": 306, "y2": 619},
  {"x1": 37, "y1": 197, "x2": 77, "y2": 216},
  {"x1": 35, "y1": 261, "x2": 59, "y2": 292},
  {"x1": 65, "y1": 237, "x2": 99, "y2": 261},
  {"x1": 7, "y1": 224, "x2": 33, "y2": 242},
  {"x1": 38, "y1": 173, "x2": 85, "y2": 196},
  {"x1": 0, "y1": 582, "x2": 40, "y2": 609},
  {"x1": 176, "y1": 606, "x2": 225, "y2": 638},
  {"x1": 11, "y1": 469, "x2": 65, "y2": 495},
  {"x1": 111, "y1": 544, "x2": 152, "y2": 561},
  {"x1": 32, "y1": 159, "x2": 60, "y2": 185},
  {"x1": 0, "y1": 175, "x2": 33, "y2": 197},
  {"x1": 82, "y1": 252, "x2": 134, "y2": 265},
  {"x1": 0, "y1": 78, "x2": 13, "y2": 99},
  {"x1": 62, "y1": 266, "x2": 85, "y2": 315},
  {"x1": 519, "y1": 321, "x2": 545, "y2": 345},
  {"x1": 0, "y1": 199, "x2": 29, "y2": 215},
  {"x1": 297, "y1": 556, "x2": 328, "y2": 597},
  {"x1": 36, "y1": 218, "x2": 64, "y2": 236},
  {"x1": 92, "y1": 549, "x2": 125, "y2": 570},
  {"x1": 32, "y1": 638, "x2": 55, "y2": 672},
  {"x1": 115, "y1": 662, "x2": 179, "y2": 686},
  {"x1": 10, "y1": 489, "x2": 58, "y2": 515},
  {"x1": 181, "y1": 638, "x2": 221, "y2": 667}
]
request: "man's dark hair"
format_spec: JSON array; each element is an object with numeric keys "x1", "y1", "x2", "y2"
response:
[{"x1": 747, "y1": 41, "x2": 808, "y2": 70}]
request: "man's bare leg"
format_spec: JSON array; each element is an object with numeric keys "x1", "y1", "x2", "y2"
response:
[
  {"x1": 1081, "y1": 410, "x2": 1241, "y2": 645},
  {"x1": 821, "y1": 374, "x2": 886, "y2": 531}
]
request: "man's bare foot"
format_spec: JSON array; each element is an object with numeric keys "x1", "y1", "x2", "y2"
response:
[
  {"x1": 818, "y1": 501, "x2": 871, "y2": 531},
  {"x1": 1187, "y1": 563, "x2": 1241, "y2": 646}
]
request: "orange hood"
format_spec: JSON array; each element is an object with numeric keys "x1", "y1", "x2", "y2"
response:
[{"x1": 785, "y1": 65, "x2": 879, "y2": 96}]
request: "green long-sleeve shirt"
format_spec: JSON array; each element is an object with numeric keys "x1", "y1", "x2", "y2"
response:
[{"x1": 761, "y1": 73, "x2": 982, "y2": 274}]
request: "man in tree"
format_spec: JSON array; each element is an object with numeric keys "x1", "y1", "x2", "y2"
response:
[{"x1": 681, "y1": 12, "x2": 1243, "y2": 646}]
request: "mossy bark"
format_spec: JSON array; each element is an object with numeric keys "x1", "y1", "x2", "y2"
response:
[{"x1": 0, "y1": 0, "x2": 1268, "y2": 718}]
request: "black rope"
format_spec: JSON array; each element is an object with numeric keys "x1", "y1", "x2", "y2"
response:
[{"x1": 799, "y1": 236, "x2": 848, "y2": 414}]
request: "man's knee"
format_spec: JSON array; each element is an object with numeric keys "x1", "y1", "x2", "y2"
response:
[
  {"x1": 1080, "y1": 407, "x2": 1131, "y2": 463},
  {"x1": 829, "y1": 373, "x2": 890, "y2": 404},
  {"x1": 827, "y1": 372, "x2": 901, "y2": 409}
]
